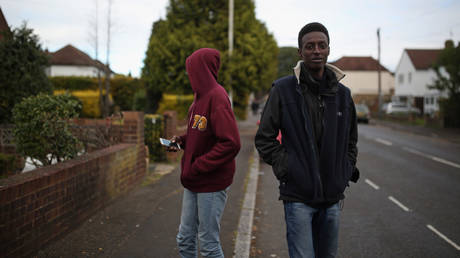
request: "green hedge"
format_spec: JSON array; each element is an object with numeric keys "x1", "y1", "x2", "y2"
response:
[
  {"x1": 440, "y1": 95, "x2": 460, "y2": 128},
  {"x1": 50, "y1": 75, "x2": 144, "y2": 114},
  {"x1": 50, "y1": 76, "x2": 97, "y2": 90},
  {"x1": 157, "y1": 94, "x2": 193, "y2": 120},
  {"x1": 0, "y1": 153, "x2": 20, "y2": 178},
  {"x1": 111, "y1": 76, "x2": 144, "y2": 111},
  {"x1": 144, "y1": 114, "x2": 166, "y2": 162}
]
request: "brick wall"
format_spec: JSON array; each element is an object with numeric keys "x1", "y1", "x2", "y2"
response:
[
  {"x1": 163, "y1": 111, "x2": 179, "y2": 162},
  {"x1": 0, "y1": 111, "x2": 146, "y2": 257}
]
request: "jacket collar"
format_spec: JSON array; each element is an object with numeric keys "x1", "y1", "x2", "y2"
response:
[{"x1": 293, "y1": 60, "x2": 345, "y2": 84}]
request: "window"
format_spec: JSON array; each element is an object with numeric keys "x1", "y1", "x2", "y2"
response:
[
  {"x1": 398, "y1": 74, "x2": 404, "y2": 83},
  {"x1": 408, "y1": 72, "x2": 412, "y2": 83}
]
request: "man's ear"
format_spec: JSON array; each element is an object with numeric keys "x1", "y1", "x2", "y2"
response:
[{"x1": 298, "y1": 48, "x2": 302, "y2": 58}]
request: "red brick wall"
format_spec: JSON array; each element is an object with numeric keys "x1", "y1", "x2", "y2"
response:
[
  {"x1": 163, "y1": 111, "x2": 179, "y2": 162},
  {"x1": 0, "y1": 112, "x2": 146, "y2": 257}
]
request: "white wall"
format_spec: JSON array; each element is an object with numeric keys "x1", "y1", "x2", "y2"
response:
[
  {"x1": 50, "y1": 65, "x2": 100, "y2": 77},
  {"x1": 339, "y1": 71, "x2": 394, "y2": 95},
  {"x1": 395, "y1": 51, "x2": 439, "y2": 97},
  {"x1": 395, "y1": 51, "x2": 416, "y2": 96}
]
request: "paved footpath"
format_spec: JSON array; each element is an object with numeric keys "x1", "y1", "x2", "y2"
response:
[{"x1": 36, "y1": 114, "x2": 259, "y2": 258}]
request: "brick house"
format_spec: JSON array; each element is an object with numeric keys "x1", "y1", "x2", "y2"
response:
[
  {"x1": 330, "y1": 56, "x2": 394, "y2": 112},
  {"x1": 0, "y1": 7, "x2": 11, "y2": 40}
]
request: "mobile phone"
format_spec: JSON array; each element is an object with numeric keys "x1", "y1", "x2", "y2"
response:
[{"x1": 159, "y1": 138, "x2": 180, "y2": 149}]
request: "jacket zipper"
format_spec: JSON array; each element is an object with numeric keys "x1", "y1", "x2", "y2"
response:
[
  {"x1": 297, "y1": 85, "x2": 324, "y2": 198},
  {"x1": 318, "y1": 95, "x2": 325, "y2": 199}
]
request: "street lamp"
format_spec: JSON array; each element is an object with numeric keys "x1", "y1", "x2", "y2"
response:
[{"x1": 228, "y1": 0, "x2": 234, "y2": 108}]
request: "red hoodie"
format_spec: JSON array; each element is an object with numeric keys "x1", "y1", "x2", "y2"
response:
[{"x1": 179, "y1": 48, "x2": 241, "y2": 192}]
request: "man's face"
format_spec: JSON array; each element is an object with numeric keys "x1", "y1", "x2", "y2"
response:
[{"x1": 298, "y1": 31, "x2": 330, "y2": 73}]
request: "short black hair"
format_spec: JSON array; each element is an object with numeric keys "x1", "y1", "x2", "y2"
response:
[{"x1": 298, "y1": 22, "x2": 329, "y2": 48}]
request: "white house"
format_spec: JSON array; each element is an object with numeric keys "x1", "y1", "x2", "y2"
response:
[
  {"x1": 330, "y1": 56, "x2": 394, "y2": 112},
  {"x1": 394, "y1": 49, "x2": 444, "y2": 115},
  {"x1": 46, "y1": 44, "x2": 111, "y2": 77}
]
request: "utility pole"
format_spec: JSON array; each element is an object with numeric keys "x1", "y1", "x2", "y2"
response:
[
  {"x1": 228, "y1": 0, "x2": 234, "y2": 107},
  {"x1": 103, "y1": 0, "x2": 113, "y2": 117},
  {"x1": 377, "y1": 27, "x2": 382, "y2": 115}
]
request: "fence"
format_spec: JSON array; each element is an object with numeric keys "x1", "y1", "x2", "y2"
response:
[{"x1": 0, "y1": 111, "x2": 147, "y2": 258}]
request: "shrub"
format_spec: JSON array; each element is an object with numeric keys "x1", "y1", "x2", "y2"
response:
[
  {"x1": 0, "y1": 23, "x2": 52, "y2": 123},
  {"x1": 439, "y1": 95, "x2": 460, "y2": 128},
  {"x1": 0, "y1": 152, "x2": 21, "y2": 178},
  {"x1": 50, "y1": 76, "x2": 97, "y2": 91},
  {"x1": 54, "y1": 89, "x2": 113, "y2": 118},
  {"x1": 157, "y1": 94, "x2": 193, "y2": 120},
  {"x1": 51, "y1": 75, "x2": 144, "y2": 114},
  {"x1": 233, "y1": 92, "x2": 249, "y2": 120},
  {"x1": 144, "y1": 114, "x2": 165, "y2": 162},
  {"x1": 111, "y1": 75, "x2": 144, "y2": 111},
  {"x1": 12, "y1": 93, "x2": 82, "y2": 167},
  {"x1": 132, "y1": 89, "x2": 147, "y2": 111}
]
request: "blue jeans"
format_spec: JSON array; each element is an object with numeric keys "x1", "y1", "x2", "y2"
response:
[
  {"x1": 176, "y1": 188, "x2": 228, "y2": 258},
  {"x1": 284, "y1": 202, "x2": 340, "y2": 258}
]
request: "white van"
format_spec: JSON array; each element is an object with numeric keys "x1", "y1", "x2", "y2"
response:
[{"x1": 385, "y1": 102, "x2": 421, "y2": 115}]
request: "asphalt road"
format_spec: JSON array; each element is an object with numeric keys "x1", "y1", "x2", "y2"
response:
[{"x1": 251, "y1": 123, "x2": 460, "y2": 258}]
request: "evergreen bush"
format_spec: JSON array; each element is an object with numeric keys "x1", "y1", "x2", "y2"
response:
[
  {"x1": 12, "y1": 93, "x2": 82, "y2": 167},
  {"x1": 157, "y1": 94, "x2": 193, "y2": 120},
  {"x1": 0, "y1": 152, "x2": 20, "y2": 178},
  {"x1": 144, "y1": 114, "x2": 165, "y2": 162}
]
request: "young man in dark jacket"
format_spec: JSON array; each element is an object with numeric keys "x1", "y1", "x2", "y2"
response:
[
  {"x1": 255, "y1": 22, "x2": 359, "y2": 258},
  {"x1": 167, "y1": 48, "x2": 241, "y2": 258}
]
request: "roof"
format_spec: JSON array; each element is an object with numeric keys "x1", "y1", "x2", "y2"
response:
[
  {"x1": 405, "y1": 49, "x2": 442, "y2": 70},
  {"x1": 0, "y1": 7, "x2": 11, "y2": 40},
  {"x1": 330, "y1": 56, "x2": 389, "y2": 72},
  {"x1": 49, "y1": 44, "x2": 110, "y2": 72},
  {"x1": 50, "y1": 44, "x2": 98, "y2": 66}
]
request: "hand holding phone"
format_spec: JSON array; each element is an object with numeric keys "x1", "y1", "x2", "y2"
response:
[{"x1": 159, "y1": 138, "x2": 180, "y2": 151}]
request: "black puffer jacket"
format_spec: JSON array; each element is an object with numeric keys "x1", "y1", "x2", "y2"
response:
[{"x1": 255, "y1": 62, "x2": 359, "y2": 206}]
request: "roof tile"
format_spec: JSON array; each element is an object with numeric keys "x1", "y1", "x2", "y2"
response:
[
  {"x1": 49, "y1": 44, "x2": 109, "y2": 71},
  {"x1": 330, "y1": 56, "x2": 389, "y2": 72},
  {"x1": 405, "y1": 49, "x2": 441, "y2": 70},
  {"x1": 0, "y1": 7, "x2": 11, "y2": 40}
]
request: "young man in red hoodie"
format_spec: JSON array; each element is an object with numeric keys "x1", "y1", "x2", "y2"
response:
[{"x1": 167, "y1": 48, "x2": 241, "y2": 258}]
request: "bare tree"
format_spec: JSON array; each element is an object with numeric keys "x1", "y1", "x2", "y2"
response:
[
  {"x1": 103, "y1": 0, "x2": 114, "y2": 117},
  {"x1": 88, "y1": 0, "x2": 105, "y2": 117},
  {"x1": 88, "y1": 0, "x2": 115, "y2": 117}
]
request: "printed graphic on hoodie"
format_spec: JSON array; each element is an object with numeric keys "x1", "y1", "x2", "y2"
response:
[{"x1": 192, "y1": 114, "x2": 207, "y2": 131}]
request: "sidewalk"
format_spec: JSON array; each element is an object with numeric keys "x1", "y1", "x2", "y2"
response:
[{"x1": 36, "y1": 113, "x2": 260, "y2": 258}]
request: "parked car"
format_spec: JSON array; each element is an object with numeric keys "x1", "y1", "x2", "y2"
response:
[
  {"x1": 355, "y1": 104, "x2": 370, "y2": 124},
  {"x1": 385, "y1": 102, "x2": 421, "y2": 115}
]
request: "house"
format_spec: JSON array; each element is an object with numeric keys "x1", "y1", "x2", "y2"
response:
[
  {"x1": 394, "y1": 49, "x2": 444, "y2": 115},
  {"x1": 47, "y1": 44, "x2": 112, "y2": 77},
  {"x1": 330, "y1": 56, "x2": 394, "y2": 112},
  {"x1": 0, "y1": 7, "x2": 11, "y2": 40}
]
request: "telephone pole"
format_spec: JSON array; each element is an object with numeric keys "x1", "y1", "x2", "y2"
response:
[
  {"x1": 228, "y1": 0, "x2": 234, "y2": 107},
  {"x1": 377, "y1": 28, "x2": 382, "y2": 115}
]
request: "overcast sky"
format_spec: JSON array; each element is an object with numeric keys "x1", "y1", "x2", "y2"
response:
[{"x1": 1, "y1": 0, "x2": 459, "y2": 77}]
